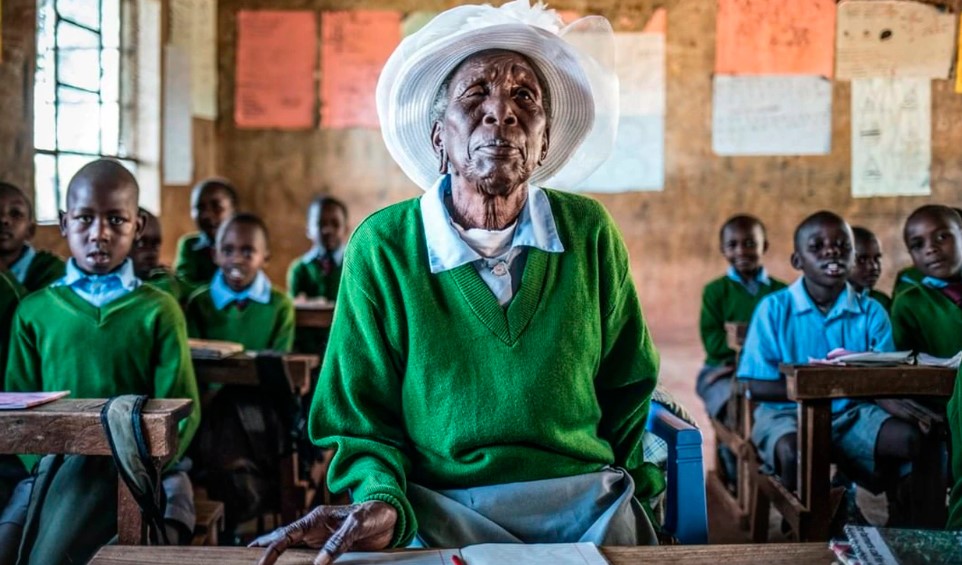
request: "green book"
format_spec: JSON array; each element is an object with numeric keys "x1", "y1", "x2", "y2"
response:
[{"x1": 845, "y1": 525, "x2": 962, "y2": 565}]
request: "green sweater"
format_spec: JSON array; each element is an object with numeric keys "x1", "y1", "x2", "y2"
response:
[
  {"x1": 4, "y1": 285, "x2": 201, "y2": 461},
  {"x1": 699, "y1": 275, "x2": 787, "y2": 366},
  {"x1": 144, "y1": 268, "x2": 187, "y2": 305},
  {"x1": 287, "y1": 255, "x2": 342, "y2": 301},
  {"x1": 0, "y1": 271, "x2": 25, "y2": 374},
  {"x1": 185, "y1": 286, "x2": 295, "y2": 352},
  {"x1": 892, "y1": 266, "x2": 923, "y2": 297},
  {"x1": 311, "y1": 190, "x2": 660, "y2": 547},
  {"x1": 891, "y1": 284, "x2": 962, "y2": 357},
  {"x1": 866, "y1": 289, "x2": 892, "y2": 312},
  {"x1": 22, "y1": 250, "x2": 65, "y2": 293},
  {"x1": 173, "y1": 233, "x2": 218, "y2": 293},
  {"x1": 949, "y1": 365, "x2": 962, "y2": 529}
]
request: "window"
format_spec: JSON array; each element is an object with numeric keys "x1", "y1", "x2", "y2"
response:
[{"x1": 34, "y1": 0, "x2": 161, "y2": 223}]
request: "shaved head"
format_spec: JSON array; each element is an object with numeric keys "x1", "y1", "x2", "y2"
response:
[{"x1": 66, "y1": 159, "x2": 139, "y2": 209}]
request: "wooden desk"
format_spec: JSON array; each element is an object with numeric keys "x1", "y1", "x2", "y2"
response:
[
  {"x1": 193, "y1": 353, "x2": 319, "y2": 396},
  {"x1": 91, "y1": 543, "x2": 833, "y2": 564},
  {"x1": 295, "y1": 304, "x2": 334, "y2": 329},
  {"x1": 779, "y1": 364, "x2": 956, "y2": 537},
  {"x1": 0, "y1": 398, "x2": 193, "y2": 544}
]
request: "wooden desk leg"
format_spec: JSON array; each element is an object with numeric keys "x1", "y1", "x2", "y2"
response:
[
  {"x1": 279, "y1": 454, "x2": 300, "y2": 524},
  {"x1": 798, "y1": 400, "x2": 832, "y2": 541},
  {"x1": 117, "y1": 481, "x2": 143, "y2": 544},
  {"x1": 911, "y1": 431, "x2": 947, "y2": 528}
]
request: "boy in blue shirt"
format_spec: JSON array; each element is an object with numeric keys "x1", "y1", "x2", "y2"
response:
[{"x1": 738, "y1": 211, "x2": 919, "y2": 521}]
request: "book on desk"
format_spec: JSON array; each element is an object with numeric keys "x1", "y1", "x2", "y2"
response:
[
  {"x1": 324, "y1": 543, "x2": 606, "y2": 565},
  {"x1": 840, "y1": 526, "x2": 962, "y2": 565},
  {"x1": 188, "y1": 339, "x2": 245, "y2": 360},
  {"x1": 0, "y1": 391, "x2": 70, "y2": 410}
]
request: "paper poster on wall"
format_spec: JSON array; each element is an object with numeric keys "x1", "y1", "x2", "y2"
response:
[
  {"x1": 851, "y1": 78, "x2": 931, "y2": 198},
  {"x1": 580, "y1": 30, "x2": 665, "y2": 192},
  {"x1": 170, "y1": 0, "x2": 217, "y2": 119},
  {"x1": 715, "y1": 0, "x2": 835, "y2": 77},
  {"x1": 235, "y1": 10, "x2": 316, "y2": 129},
  {"x1": 836, "y1": 1, "x2": 956, "y2": 80},
  {"x1": 320, "y1": 11, "x2": 401, "y2": 129},
  {"x1": 712, "y1": 75, "x2": 832, "y2": 156},
  {"x1": 163, "y1": 45, "x2": 193, "y2": 185}
]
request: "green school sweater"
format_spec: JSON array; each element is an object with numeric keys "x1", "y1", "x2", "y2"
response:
[
  {"x1": 867, "y1": 289, "x2": 892, "y2": 312},
  {"x1": 4, "y1": 285, "x2": 201, "y2": 461},
  {"x1": 173, "y1": 233, "x2": 217, "y2": 293},
  {"x1": 0, "y1": 271, "x2": 25, "y2": 374},
  {"x1": 891, "y1": 284, "x2": 962, "y2": 357},
  {"x1": 144, "y1": 268, "x2": 186, "y2": 305},
  {"x1": 287, "y1": 256, "x2": 342, "y2": 301},
  {"x1": 185, "y1": 286, "x2": 295, "y2": 352},
  {"x1": 22, "y1": 250, "x2": 65, "y2": 293},
  {"x1": 312, "y1": 190, "x2": 660, "y2": 547},
  {"x1": 949, "y1": 364, "x2": 962, "y2": 529},
  {"x1": 892, "y1": 266, "x2": 923, "y2": 297},
  {"x1": 699, "y1": 275, "x2": 787, "y2": 366}
]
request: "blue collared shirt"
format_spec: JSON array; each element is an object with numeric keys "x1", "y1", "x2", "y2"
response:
[
  {"x1": 53, "y1": 258, "x2": 142, "y2": 307},
  {"x1": 302, "y1": 245, "x2": 346, "y2": 267},
  {"x1": 420, "y1": 175, "x2": 565, "y2": 305},
  {"x1": 737, "y1": 277, "x2": 894, "y2": 413},
  {"x1": 922, "y1": 276, "x2": 949, "y2": 289},
  {"x1": 209, "y1": 270, "x2": 272, "y2": 310},
  {"x1": 726, "y1": 266, "x2": 772, "y2": 296},
  {"x1": 8, "y1": 245, "x2": 36, "y2": 284}
]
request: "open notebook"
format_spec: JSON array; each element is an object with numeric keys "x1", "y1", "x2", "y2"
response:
[{"x1": 333, "y1": 543, "x2": 608, "y2": 565}]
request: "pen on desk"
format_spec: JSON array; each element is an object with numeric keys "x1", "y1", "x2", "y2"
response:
[{"x1": 451, "y1": 555, "x2": 467, "y2": 565}]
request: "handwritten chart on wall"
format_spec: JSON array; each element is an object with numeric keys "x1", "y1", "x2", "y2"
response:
[
  {"x1": 320, "y1": 11, "x2": 400, "y2": 129},
  {"x1": 235, "y1": 11, "x2": 316, "y2": 129},
  {"x1": 836, "y1": 1, "x2": 956, "y2": 80},
  {"x1": 712, "y1": 76, "x2": 832, "y2": 155},
  {"x1": 169, "y1": 0, "x2": 217, "y2": 119},
  {"x1": 715, "y1": 0, "x2": 835, "y2": 76},
  {"x1": 851, "y1": 78, "x2": 931, "y2": 198}
]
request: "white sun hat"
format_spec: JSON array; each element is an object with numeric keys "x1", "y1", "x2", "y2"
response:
[{"x1": 376, "y1": 0, "x2": 619, "y2": 191}]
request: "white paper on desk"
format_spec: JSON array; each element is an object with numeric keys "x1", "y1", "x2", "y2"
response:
[
  {"x1": 334, "y1": 550, "x2": 460, "y2": 564},
  {"x1": 808, "y1": 350, "x2": 914, "y2": 366},
  {"x1": 851, "y1": 78, "x2": 931, "y2": 198},
  {"x1": 712, "y1": 75, "x2": 832, "y2": 156},
  {"x1": 836, "y1": 0, "x2": 956, "y2": 80},
  {"x1": 917, "y1": 351, "x2": 962, "y2": 369},
  {"x1": 462, "y1": 543, "x2": 608, "y2": 565}
]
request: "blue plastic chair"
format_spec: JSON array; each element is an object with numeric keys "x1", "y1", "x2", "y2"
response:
[{"x1": 646, "y1": 401, "x2": 709, "y2": 544}]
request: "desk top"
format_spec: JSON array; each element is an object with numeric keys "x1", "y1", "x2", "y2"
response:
[
  {"x1": 781, "y1": 363, "x2": 956, "y2": 400},
  {"x1": 193, "y1": 354, "x2": 319, "y2": 394},
  {"x1": 90, "y1": 543, "x2": 833, "y2": 564},
  {"x1": 0, "y1": 398, "x2": 192, "y2": 458},
  {"x1": 295, "y1": 305, "x2": 334, "y2": 329}
]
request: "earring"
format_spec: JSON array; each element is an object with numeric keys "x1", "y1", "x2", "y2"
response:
[{"x1": 438, "y1": 149, "x2": 448, "y2": 174}]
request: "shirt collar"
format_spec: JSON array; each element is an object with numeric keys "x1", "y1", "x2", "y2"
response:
[
  {"x1": 726, "y1": 266, "x2": 771, "y2": 286},
  {"x1": 787, "y1": 277, "x2": 861, "y2": 319},
  {"x1": 419, "y1": 175, "x2": 565, "y2": 274},
  {"x1": 210, "y1": 270, "x2": 272, "y2": 310},
  {"x1": 60, "y1": 257, "x2": 140, "y2": 290},
  {"x1": 191, "y1": 232, "x2": 212, "y2": 251},
  {"x1": 8, "y1": 245, "x2": 36, "y2": 284},
  {"x1": 304, "y1": 245, "x2": 346, "y2": 266},
  {"x1": 922, "y1": 276, "x2": 950, "y2": 289}
]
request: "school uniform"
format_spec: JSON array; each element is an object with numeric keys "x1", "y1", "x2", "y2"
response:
[
  {"x1": 892, "y1": 266, "x2": 923, "y2": 297},
  {"x1": 173, "y1": 232, "x2": 218, "y2": 293},
  {"x1": 949, "y1": 364, "x2": 962, "y2": 529},
  {"x1": 863, "y1": 288, "x2": 892, "y2": 312},
  {"x1": 143, "y1": 268, "x2": 186, "y2": 305},
  {"x1": 0, "y1": 271, "x2": 25, "y2": 376},
  {"x1": 185, "y1": 271, "x2": 295, "y2": 351},
  {"x1": 891, "y1": 277, "x2": 962, "y2": 357},
  {"x1": 7, "y1": 245, "x2": 65, "y2": 294},
  {"x1": 697, "y1": 267, "x2": 786, "y2": 418},
  {"x1": 287, "y1": 247, "x2": 343, "y2": 354},
  {"x1": 737, "y1": 278, "x2": 895, "y2": 486}
]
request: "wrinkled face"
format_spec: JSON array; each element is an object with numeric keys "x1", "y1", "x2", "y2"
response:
[
  {"x1": 792, "y1": 220, "x2": 854, "y2": 290},
  {"x1": 130, "y1": 214, "x2": 162, "y2": 277},
  {"x1": 432, "y1": 50, "x2": 549, "y2": 196},
  {"x1": 0, "y1": 190, "x2": 34, "y2": 261},
  {"x1": 905, "y1": 212, "x2": 962, "y2": 281},
  {"x1": 191, "y1": 185, "x2": 234, "y2": 241},
  {"x1": 215, "y1": 222, "x2": 268, "y2": 292},
  {"x1": 60, "y1": 180, "x2": 143, "y2": 275},
  {"x1": 307, "y1": 203, "x2": 347, "y2": 252},
  {"x1": 721, "y1": 222, "x2": 766, "y2": 278},
  {"x1": 850, "y1": 236, "x2": 882, "y2": 291}
]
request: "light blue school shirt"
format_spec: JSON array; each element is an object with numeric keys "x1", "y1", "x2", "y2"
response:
[
  {"x1": 53, "y1": 258, "x2": 141, "y2": 307},
  {"x1": 922, "y1": 276, "x2": 950, "y2": 289},
  {"x1": 209, "y1": 270, "x2": 272, "y2": 310},
  {"x1": 420, "y1": 175, "x2": 565, "y2": 306},
  {"x1": 8, "y1": 245, "x2": 36, "y2": 284},
  {"x1": 737, "y1": 277, "x2": 895, "y2": 413},
  {"x1": 726, "y1": 265, "x2": 772, "y2": 296}
]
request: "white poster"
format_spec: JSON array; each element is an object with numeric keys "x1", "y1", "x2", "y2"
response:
[
  {"x1": 851, "y1": 78, "x2": 931, "y2": 198},
  {"x1": 712, "y1": 75, "x2": 832, "y2": 156},
  {"x1": 163, "y1": 45, "x2": 193, "y2": 185},
  {"x1": 579, "y1": 31, "x2": 665, "y2": 192},
  {"x1": 170, "y1": 0, "x2": 217, "y2": 119}
]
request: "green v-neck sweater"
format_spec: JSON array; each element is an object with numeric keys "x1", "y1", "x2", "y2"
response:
[
  {"x1": 185, "y1": 286, "x2": 295, "y2": 352},
  {"x1": 699, "y1": 275, "x2": 787, "y2": 366},
  {"x1": 287, "y1": 256, "x2": 342, "y2": 301},
  {"x1": 0, "y1": 271, "x2": 25, "y2": 373},
  {"x1": 173, "y1": 233, "x2": 218, "y2": 292},
  {"x1": 891, "y1": 284, "x2": 962, "y2": 357},
  {"x1": 4, "y1": 285, "x2": 201, "y2": 461},
  {"x1": 22, "y1": 250, "x2": 65, "y2": 293},
  {"x1": 311, "y1": 189, "x2": 660, "y2": 547}
]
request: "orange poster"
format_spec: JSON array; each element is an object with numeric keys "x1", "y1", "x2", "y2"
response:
[
  {"x1": 234, "y1": 10, "x2": 316, "y2": 129},
  {"x1": 715, "y1": 0, "x2": 835, "y2": 77},
  {"x1": 320, "y1": 11, "x2": 401, "y2": 129}
]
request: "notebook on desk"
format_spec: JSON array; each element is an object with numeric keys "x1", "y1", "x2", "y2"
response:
[
  {"x1": 335, "y1": 543, "x2": 607, "y2": 565},
  {"x1": 0, "y1": 391, "x2": 70, "y2": 410},
  {"x1": 188, "y1": 339, "x2": 245, "y2": 360}
]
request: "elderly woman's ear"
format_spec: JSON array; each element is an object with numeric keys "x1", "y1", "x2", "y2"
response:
[{"x1": 431, "y1": 122, "x2": 448, "y2": 174}]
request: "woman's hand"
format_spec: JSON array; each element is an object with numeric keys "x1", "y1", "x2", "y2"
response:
[{"x1": 249, "y1": 501, "x2": 397, "y2": 565}]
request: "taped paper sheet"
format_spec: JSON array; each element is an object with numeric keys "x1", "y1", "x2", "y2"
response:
[
  {"x1": 163, "y1": 45, "x2": 193, "y2": 184},
  {"x1": 851, "y1": 78, "x2": 931, "y2": 198},
  {"x1": 712, "y1": 75, "x2": 832, "y2": 156},
  {"x1": 169, "y1": 0, "x2": 217, "y2": 118},
  {"x1": 836, "y1": 0, "x2": 956, "y2": 80}
]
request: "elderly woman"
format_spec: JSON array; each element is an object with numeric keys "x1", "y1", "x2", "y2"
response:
[{"x1": 254, "y1": 2, "x2": 660, "y2": 563}]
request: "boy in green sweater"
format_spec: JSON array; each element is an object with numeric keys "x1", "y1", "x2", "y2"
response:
[
  {"x1": 173, "y1": 178, "x2": 237, "y2": 293},
  {"x1": 849, "y1": 226, "x2": 891, "y2": 311},
  {"x1": 185, "y1": 213, "x2": 294, "y2": 351},
  {"x1": 891, "y1": 205, "x2": 962, "y2": 358},
  {"x1": 131, "y1": 208, "x2": 185, "y2": 303},
  {"x1": 0, "y1": 270, "x2": 24, "y2": 376},
  {"x1": 4, "y1": 159, "x2": 201, "y2": 562},
  {"x1": 0, "y1": 182, "x2": 65, "y2": 293}
]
